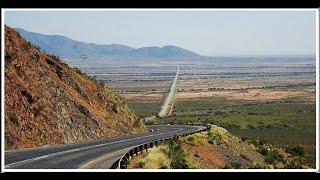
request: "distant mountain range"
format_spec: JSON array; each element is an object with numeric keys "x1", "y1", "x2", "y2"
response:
[
  {"x1": 14, "y1": 28, "x2": 315, "y2": 66},
  {"x1": 14, "y1": 28, "x2": 206, "y2": 61}
]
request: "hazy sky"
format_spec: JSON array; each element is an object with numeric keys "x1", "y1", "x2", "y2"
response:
[{"x1": 4, "y1": 10, "x2": 317, "y2": 56}]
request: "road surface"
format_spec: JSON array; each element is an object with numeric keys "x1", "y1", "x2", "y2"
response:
[
  {"x1": 5, "y1": 125, "x2": 206, "y2": 169},
  {"x1": 158, "y1": 65, "x2": 180, "y2": 117}
]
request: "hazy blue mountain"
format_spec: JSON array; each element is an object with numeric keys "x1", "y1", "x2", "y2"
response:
[
  {"x1": 15, "y1": 28, "x2": 134, "y2": 60},
  {"x1": 14, "y1": 28, "x2": 315, "y2": 66},
  {"x1": 130, "y1": 45, "x2": 199, "y2": 59},
  {"x1": 14, "y1": 28, "x2": 203, "y2": 61}
]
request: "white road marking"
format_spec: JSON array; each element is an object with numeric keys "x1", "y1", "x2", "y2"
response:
[{"x1": 5, "y1": 128, "x2": 184, "y2": 168}]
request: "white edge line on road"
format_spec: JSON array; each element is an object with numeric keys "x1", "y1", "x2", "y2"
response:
[
  {"x1": 78, "y1": 148, "x2": 129, "y2": 169},
  {"x1": 4, "y1": 128, "x2": 185, "y2": 168}
]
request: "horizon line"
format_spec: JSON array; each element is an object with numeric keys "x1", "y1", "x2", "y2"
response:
[{"x1": 11, "y1": 26, "x2": 316, "y2": 58}]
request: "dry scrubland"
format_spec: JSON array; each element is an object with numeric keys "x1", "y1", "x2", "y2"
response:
[
  {"x1": 90, "y1": 62, "x2": 316, "y2": 168},
  {"x1": 177, "y1": 89, "x2": 315, "y2": 102},
  {"x1": 157, "y1": 69, "x2": 316, "y2": 168},
  {"x1": 118, "y1": 93, "x2": 164, "y2": 118}
]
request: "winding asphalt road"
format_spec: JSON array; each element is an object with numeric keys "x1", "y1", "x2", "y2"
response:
[{"x1": 5, "y1": 125, "x2": 206, "y2": 169}]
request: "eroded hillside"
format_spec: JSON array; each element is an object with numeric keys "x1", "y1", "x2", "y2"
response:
[{"x1": 4, "y1": 26, "x2": 146, "y2": 150}]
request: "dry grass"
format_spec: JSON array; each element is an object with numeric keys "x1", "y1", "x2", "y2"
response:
[
  {"x1": 128, "y1": 145, "x2": 171, "y2": 169},
  {"x1": 119, "y1": 93, "x2": 164, "y2": 103},
  {"x1": 178, "y1": 75, "x2": 315, "y2": 90},
  {"x1": 180, "y1": 125, "x2": 266, "y2": 169},
  {"x1": 177, "y1": 89, "x2": 315, "y2": 102}
]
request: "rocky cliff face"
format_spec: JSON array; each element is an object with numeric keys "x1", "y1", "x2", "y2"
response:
[{"x1": 4, "y1": 26, "x2": 146, "y2": 150}]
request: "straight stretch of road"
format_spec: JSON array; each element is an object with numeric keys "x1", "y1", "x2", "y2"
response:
[
  {"x1": 5, "y1": 125, "x2": 206, "y2": 169},
  {"x1": 158, "y1": 65, "x2": 180, "y2": 117}
]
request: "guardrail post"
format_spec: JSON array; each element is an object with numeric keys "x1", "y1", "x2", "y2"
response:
[
  {"x1": 134, "y1": 147, "x2": 138, "y2": 155},
  {"x1": 129, "y1": 149, "x2": 134, "y2": 158},
  {"x1": 126, "y1": 153, "x2": 130, "y2": 161},
  {"x1": 144, "y1": 144, "x2": 148, "y2": 151},
  {"x1": 115, "y1": 125, "x2": 214, "y2": 169},
  {"x1": 120, "y1": 158, "x2": 127, "y2": 169}
]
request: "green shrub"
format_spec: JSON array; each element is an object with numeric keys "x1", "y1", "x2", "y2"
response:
[
  {"x1": 167, "y1": 139, "x2": 189, "y2": 169},
  {"x1": 72, "y1": 67, "x2": 104, "y2": 86},
  {"x1": 187, "y1": 136, "x2": 195, "y2": 143},
  {"x1": 46, "y1": 53, "x2": 62, "y2": 62},
  {"x1": 207, "y1": 131, "x2": 222, "y2": 145},
  {"x1": 260, "y1": 147, "x2": 269, "y2": 156},
  {"x1": 34, "y1": 45, "x2": 41, "y2": 51},
  {"x1": 265, "y1": 150, "x2": 284, "y2": 165},
  {"x1": 249, "y1": 162, "x2": 267, "y2": 169},
  {"x1": 285, "y1": 159, "x2": 303, "y2": 169},
  {"x1": 73, "y1": 67, "x2": 85, "y2": 76},
  {"x1": 5, "y1": 50, "x2": 18, "y2": 64},
  {"x1": 285, "y1": 146, "x2": 305, "y2": 157}
]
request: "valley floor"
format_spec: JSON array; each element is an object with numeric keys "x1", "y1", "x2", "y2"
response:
[{"x1": 91, "y1": 63, "x2": 316, "y2": 169}]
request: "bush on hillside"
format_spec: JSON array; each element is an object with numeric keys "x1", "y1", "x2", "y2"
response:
[
  {"x1": 167, "y1": 139, "x2": 189, "y2": 169},
  {"x1": 285, "y1": 146, "x2": 305, "y2": 157}
]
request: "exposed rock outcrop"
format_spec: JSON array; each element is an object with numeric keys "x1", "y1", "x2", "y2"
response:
[{"x1": 5, "y1": 26, "x2": 146, "y2": 150}]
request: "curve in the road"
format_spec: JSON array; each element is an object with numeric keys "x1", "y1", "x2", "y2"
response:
[{"x1": 5, "y1": 125, "x2": 206, "y2": 169}]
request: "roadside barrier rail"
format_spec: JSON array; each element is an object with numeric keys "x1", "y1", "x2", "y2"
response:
[{"x1": 113, "y1": 124, "x2": 211, "y2": 169}]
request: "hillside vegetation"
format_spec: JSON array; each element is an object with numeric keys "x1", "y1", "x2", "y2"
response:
[
  {"x1": 146, "y1": 95, "x2": 316, "y2": 167},
  {"x1": 128, "y1": 125, "x2": 311, "y2": 169},
  {"x1": 4, "y1": 26, "x2": 146, "y2": 150}
]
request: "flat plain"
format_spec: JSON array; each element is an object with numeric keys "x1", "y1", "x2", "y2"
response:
[{"x1": 86, "y1": 59, "x2": 316, "y2": 167}]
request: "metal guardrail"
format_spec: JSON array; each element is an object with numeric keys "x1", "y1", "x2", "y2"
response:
[{"x1": 113, "y1": 124, "x2": 211, "y2": 169}]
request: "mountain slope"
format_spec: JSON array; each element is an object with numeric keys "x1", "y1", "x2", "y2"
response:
[
  {"x1": 15, "y1": 28, "x2": 134, "y2": 60},
  {"x1": 14, "y1": 28, "x2": 203, "y2": 61},
  {"x1": 5, "y1": 26, "x2": 146, "y2": 150},
  {"x1": 130, "y1": 45, "x2": 199, "y2": 59}
]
